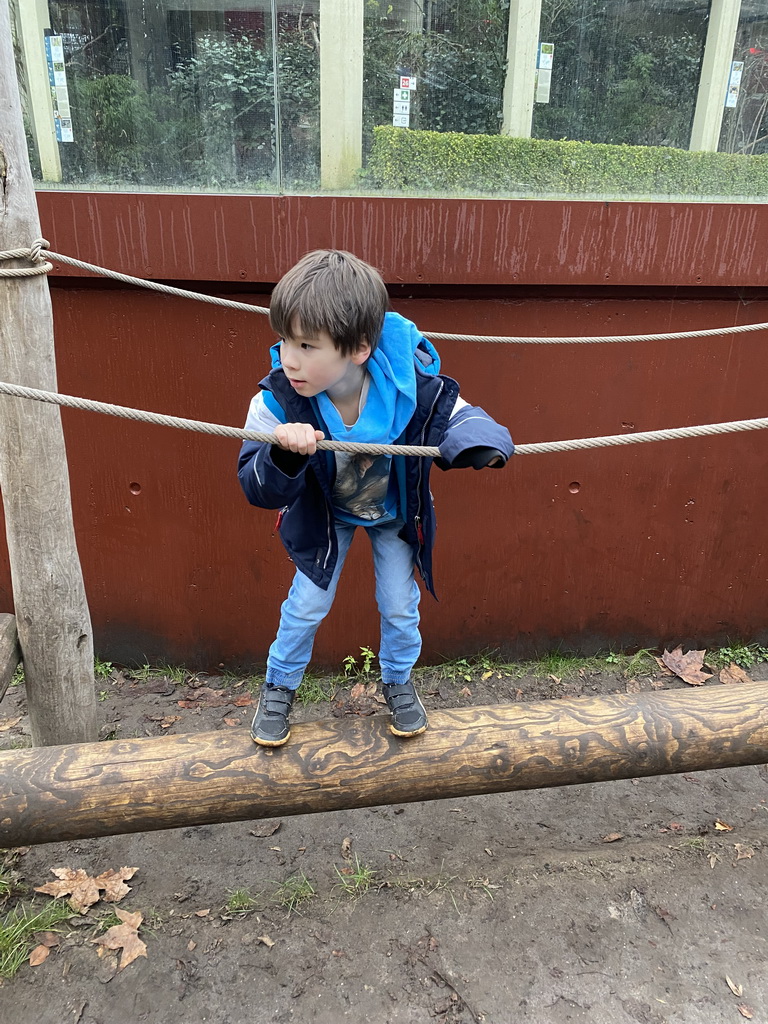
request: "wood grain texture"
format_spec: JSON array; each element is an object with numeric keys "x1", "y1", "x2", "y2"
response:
[
  {"x1": 2, "y1": 684, "x2": 768, "y2": 847},
  {"x1": 0, "y1": 1, "x2": 97, "y2": 743},
  {"x1": 0, "y1": 613, "x2": 20, "y2": 702}
]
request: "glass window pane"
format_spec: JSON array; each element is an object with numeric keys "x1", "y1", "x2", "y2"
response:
[
  {"x1": 15, "y1": 0, "x2": 291, "y2": 191},
  {"x1": 363, "y1": 0, "x2": 509, "y2": 145},
  {"x1": 533, "y1": 0, "x2": 709, "y2": 148},
  {"x1": 719, "y1": 4, "x2": 768, "y2": 155}
]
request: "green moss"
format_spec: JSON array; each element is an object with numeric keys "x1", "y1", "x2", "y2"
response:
[{"x1": 367, "y1": 126, "x2": 768, "y2": 199}]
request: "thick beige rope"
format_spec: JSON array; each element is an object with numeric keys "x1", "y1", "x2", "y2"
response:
[
  {"x1": 0, "y1": 380, "x2": 766, "y2": 457},
  {"x1": 3, "y1": 239, "x2": 768, "y2": 345}
]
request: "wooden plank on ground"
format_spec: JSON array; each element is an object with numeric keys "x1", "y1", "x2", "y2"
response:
[
  {"x1": 0, "y1": 613, "x2": 20, "y2": 702},
  {"x1": 2, "y1": 683, "x2": 768, "y2": 848}
]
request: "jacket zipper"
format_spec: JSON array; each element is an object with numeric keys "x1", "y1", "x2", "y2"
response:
[
  {"x1": 275, "y1": 505, "x2": 288, "y2": 531},
  {"x1": 414, "y1": 381, "x2": 444, "y2": 571}
]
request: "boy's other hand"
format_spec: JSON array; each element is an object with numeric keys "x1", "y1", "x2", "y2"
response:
[{"x1": 274, "y1": 423, "x2": 325, "y2": 456}]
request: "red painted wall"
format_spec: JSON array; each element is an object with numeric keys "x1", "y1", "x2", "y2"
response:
[{"x1": 0, "y1": 193, "x2": 766, "y2": 668}]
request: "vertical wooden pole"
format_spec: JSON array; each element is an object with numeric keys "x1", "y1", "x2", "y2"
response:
[
  {"x1": 0, "y1": 0, "x2": 97, "y2": 745},
  {"x1": 319, "y1": 0, "x2": 363, "y2": 189}
]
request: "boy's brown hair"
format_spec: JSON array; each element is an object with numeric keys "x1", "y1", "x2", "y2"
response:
[{"x1": 269, "y1": 250, "x2": 389, "y2": 356}]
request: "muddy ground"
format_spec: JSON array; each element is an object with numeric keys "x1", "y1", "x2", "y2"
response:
[{"x1": 0, "y1": 657, "x2": 766, "y2": 1024}]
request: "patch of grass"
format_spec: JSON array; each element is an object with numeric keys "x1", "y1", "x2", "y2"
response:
[
  {"x1": 0, "y1": 899, "x2": 72, "y2": 980},
  {"x1": 10, "y1": 665, "x2": 24, "y2": 688},
  {"x1": 388, "y1": 865, "x2": 458, "y2": 901},
  {"x1": 528, "y1": 651, "x2": 603, "y2": 679},
  {"x1": 710, "y1": 643, "x2": 768, "y2": 670},
  {"x1": 127, "y1": 662, "x2": 187, "y2": 684},
  {"x1": 272, "y1": 873, "x2": 316, "y2": 915},
  {"x1": 2, "y1": 738, "x2": 31, "y2": 750},
  {"x1": 223, "y1": 887, "x2": 260, "y2": 916},
  {"x1": 333, "y1": 856, "x2": 378, "y2": 898},
  {"x1": 429, "y1": 650, "x2": 507, "y2": 683},
  {"x1": 674, "y1": 836, "x2": 708, "y2": 853},
  {"x1": 98, "y1": 690, "x2": 110, "y2": 702},
  {"x1": 295, "y1": 675, "x2": 334, "y2": 705},
  {"x1": 94, "y1": 908, "x2": 122, "y2": 932},
  {"x1": 94, "y1": 658, "x2": 113, "y2": 680},
  {"x1": 156, "y1": 664, "x2": 188, "y2": 684},
  {"x1": 0, "y1": 853, "x2": 27, "y2": 904}
]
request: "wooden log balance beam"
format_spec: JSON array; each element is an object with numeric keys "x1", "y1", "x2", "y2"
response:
[{"x1": 2, "y1": 683, "x2": 768, "y2": 848}]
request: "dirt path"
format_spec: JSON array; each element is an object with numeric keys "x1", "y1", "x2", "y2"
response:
[{"x1": 1, "y1": 659, "x2": 766, "y2": 1023}]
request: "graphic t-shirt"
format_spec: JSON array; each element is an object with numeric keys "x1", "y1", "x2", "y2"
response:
[{"x1": 329, "y1": 377, "x2": 397, "y2": 525}]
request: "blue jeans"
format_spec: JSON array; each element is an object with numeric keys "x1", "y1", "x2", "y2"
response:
[{"x1": 266, "y1": 519, "x2": 421, "y2": 690}]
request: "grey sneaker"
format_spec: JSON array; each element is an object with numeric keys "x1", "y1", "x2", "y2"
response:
[
  {"x1": 251, "y1": 683, "x2": 295, "y2": 747},
  {"x1": 382, "y1": 680, "x2": 428, "y2": 737}
]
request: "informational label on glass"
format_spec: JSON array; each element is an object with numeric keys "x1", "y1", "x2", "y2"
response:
[
  {"x1": 725, "y1": 61, "x2": 744, "y2": 109},
  {"x1": 44, "y1": 34, "x2": 73, "y2": 142},
  {"x1": 536, "y1": 43, "x2": 554, "y2": 104},
  {"x1": 536, "y1": 68, "x2": 552, "y2": 104}
]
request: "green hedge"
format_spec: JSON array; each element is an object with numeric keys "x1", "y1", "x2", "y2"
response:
[{"x1": 367, "y1": 125, "x2": 768, "y2": 198}]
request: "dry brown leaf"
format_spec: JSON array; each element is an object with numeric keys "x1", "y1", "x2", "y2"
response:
[
  {"x1": 737, "y1": 1006, "x2": 754, "y2": 1019},
  {"x1": 653, "y1": 656, "x2": 674, "y2": 676},
  {"x1": 160, "y1": 715, "x2": 181, "y2": 728},
  {"x1": 719, "y1": 664, "x2": 752, "y2": 685},
  {"x1": 709, "y1": 852, "x2": 721, "y2": 869},
  {"x1": 0, "y1": 716, "x2": 22, "y2": 732},
  {"x1": 602, "y1": 833, "x2": 624, "y2": 843},
  {"x1": 92, "y1": 907, "x2": 147, "y2": 971},
  {"x1": 187, "y1": 940, "x2": 197, "y2": 951},
  {"x1": 726, "y1": 976, "x2": 743, "y2": 997},
  {"x1": 625, "y1": 678, "x2": 642, "y2": 694},
  {"x1": 715, "y1": 820, "x2": 734, "y2": 832},
  {"x1": 29, "y1": 945, "x2": 51, "y2": 966},
  {"x1": 734, "y1": 844, "x2": 755, "y2": 862},
  {"x1": 661, "y1": 647, "x2": 712, "y2": 686},
  {"x1": 223, "y1": 718, "x2": 239, "y2": 727},
  {"x1": 233, "y1": 695, "x2": 253, "y2": 707},
  {"x1": 340, "y1": 837, "x2": 352, "y2": 861},
  {"x1": 650, "y1": 678, "x2": 667, "y2": 690},
  {"x1": 35, "y1": 932, "x2": 61, "y2": 948},
  {"x1": 549, "y1": 674, "x2": 561, "y2": 684},
  {"x1": 257, "y1": 934, "x2": 275, "y2": 948},
  {"x1": 35, "y1": 868, "x2": 101, "y2": 914},
  {"x1": 194, "y1": 908, "x2": 210, "y2": 917},
  {"x1": 460, "y1": 686, "x2": 472, "y2": 698},
  {"x1": 249, "y1": 821, "x2": 281, "y2": 839},
  {"x1": 94, "y1": 867, "x2": 137, "y2": 903}
]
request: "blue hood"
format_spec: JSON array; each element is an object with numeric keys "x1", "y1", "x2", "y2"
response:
[{"x1": 269, "y1": 312, "x2": 440, "y2": 445}]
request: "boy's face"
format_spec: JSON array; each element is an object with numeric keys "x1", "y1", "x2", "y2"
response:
[{"x1": 279, "y1": 319, "x2": 370, "y2": 398}]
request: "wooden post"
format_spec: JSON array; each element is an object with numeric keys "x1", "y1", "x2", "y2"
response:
[
  {"x1": 0, "y1": 0, "x2": 97, "y2": 745},
  {"x1": 0, "y1": 613, "x2": 21, "y2": 702},
  {"x1": 2, "y1": 685, "x2": 768, "y2": 847}
]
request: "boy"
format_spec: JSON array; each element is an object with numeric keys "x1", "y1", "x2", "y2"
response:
[{"x1": 238, "y1": 250, "x2": 513, "y2": 746}]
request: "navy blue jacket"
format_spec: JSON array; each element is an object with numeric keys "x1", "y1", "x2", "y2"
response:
[{"x1": 238, "y1": 365, "x2": 514, "y2": 597}]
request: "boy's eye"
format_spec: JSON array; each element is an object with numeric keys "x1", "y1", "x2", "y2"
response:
[{"x1": 300, "y1": 342, "x2": 314, "y2": 350}]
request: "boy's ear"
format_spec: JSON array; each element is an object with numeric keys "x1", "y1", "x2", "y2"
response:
[{"x1": 351, "y1": 337, "x2": 372, "y2": 365}]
